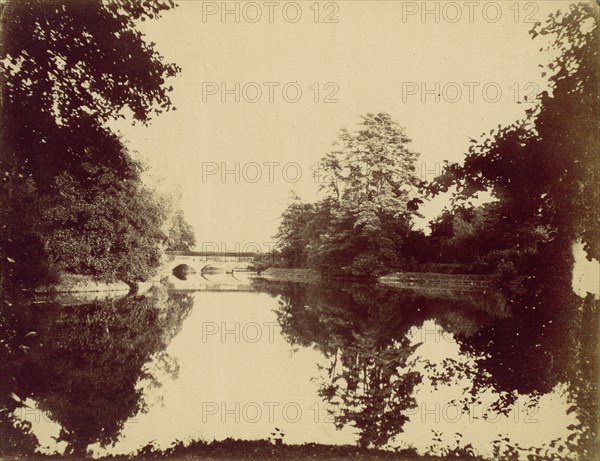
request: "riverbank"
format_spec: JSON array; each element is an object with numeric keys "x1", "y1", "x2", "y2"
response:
[
  {"x1": 379, "y1": 272, "x2": 492, "y2": 289},
  {"x1": 255, "y1": 268, "x2": 493, "y2": 290},
  {"x1": 255, "y1": 268, "x2": 323, "y2": 283},
  {"x1": 26, "y1": 269, "x2": 494, "y2": 301},
  {"x1": 31, "y1": 273, "x2": 130, "y2": 294},
  {"x1": 24, "y1": 273, "x2": 166, "y2": 305}
]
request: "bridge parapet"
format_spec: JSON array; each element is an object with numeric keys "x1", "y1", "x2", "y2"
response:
[{"x1": 165, "y1": 251, "x2": 257, "y2": 263}]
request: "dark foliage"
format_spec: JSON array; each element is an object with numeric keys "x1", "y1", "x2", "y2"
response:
[{"x1": 0, "y1": 0, "x2": 182, "y2": 287}]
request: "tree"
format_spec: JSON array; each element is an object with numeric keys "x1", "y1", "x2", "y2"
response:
[
  {"x1": 275, "y1": 193, "x2": 332, "y2": 268},
  {"x1": 530, "y1": 4, "x2": 599, "y2": 260},
  {"x1": 421, "y1": 10, "x2": 599, "y2": 456},
  {"x1": 166, "y1": 209, "x2": 196, "y2": 252},
  {"x1": 0, "y1": 0, "x2": 181, "y2": 286},
  {"x1": 0, "y1": 0, "x2": 179, "y2": 186},
  {"x1": 1, "y1": 0, "x2": 178, "y2": 123},
  {"x1": 36, "y1": 165, "x2": 169, "y2": 283},
  {"x1": 429, "y1": 4, "x2": 599, "y2": 262},
  {"x1": 280, "y1": 113, "x2": 421, "y2": 277},
  {"x1": 320, "y1": 112, "x2": 420, "y2": 217}
]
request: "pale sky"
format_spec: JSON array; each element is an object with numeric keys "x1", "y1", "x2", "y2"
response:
[{"x1": 113, "y1": 0, "x2": 574, "y2": 251}]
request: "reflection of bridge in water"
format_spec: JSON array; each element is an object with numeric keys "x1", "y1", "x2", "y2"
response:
[
  {"x1": 164, "y1": 252, "x2": 258, "y2": 291},
  {"x1": 167, "y1": 281, "x2": 256, "y2": 292},
  {"x1": 165, "y1": 251, "x2": 256, "y2": 274}
]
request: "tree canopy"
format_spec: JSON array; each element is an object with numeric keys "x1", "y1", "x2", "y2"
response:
[
  {"x1": 0, "y1": 0, "x2": 190, "y2": 287},
  {"x1": 429, "y1": 3, "x2": 599, "y2": 262},
  {"x1": 275, "y1": 113, "x2": 421, "y2": 277}
]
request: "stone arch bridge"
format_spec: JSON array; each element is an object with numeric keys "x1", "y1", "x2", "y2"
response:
[{"x1": 163, "y1": 250, "x2": 256, "y2": 276}]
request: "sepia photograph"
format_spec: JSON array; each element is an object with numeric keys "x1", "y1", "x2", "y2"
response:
[{"x1": 0, "y1": 0, "x2": 598, "y2": 460}]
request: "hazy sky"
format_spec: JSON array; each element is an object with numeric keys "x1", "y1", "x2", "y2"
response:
[{"x1": 114, "y1": 0, "x2": 573, "y2": 251}]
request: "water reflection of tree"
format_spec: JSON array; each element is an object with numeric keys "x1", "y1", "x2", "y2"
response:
[
  {"x1": 256, "y1": 272, "x2": 597, "y2": 455},
  {"x1": 0, "y1": 288, "x2": 193, "y2": 456},
  {"x1": 434, "y1": 240, "x2": 598, "y2": 458},
  {"x1": 319, "y1": 334, "x2": 421, "y2": 448},
  {"x1": 0, "y1": 303, "x2": 39, "y2": 457},
  {"x1": 254, "y1": 280, "x2": 506, "y2": 448}
]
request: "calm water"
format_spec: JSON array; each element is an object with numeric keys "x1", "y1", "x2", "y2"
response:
[{"x1": 0, "y1": 264, "x2": 596, "y2": 459}]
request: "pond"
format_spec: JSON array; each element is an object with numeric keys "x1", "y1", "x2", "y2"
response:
[{"x1": 0, "y1": 265, "x2": 595, "y2": 459}]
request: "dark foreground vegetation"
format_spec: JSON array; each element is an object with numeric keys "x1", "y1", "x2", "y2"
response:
[
  {"x1": 0, "y1": 0, "x2": 195, "y2": 294},
  {"x1": 0, "y1": 439, "x2": 481, "y2": 461},
  {"x1": 129, "y1": 439, "x2": 482, "y2": 461}
]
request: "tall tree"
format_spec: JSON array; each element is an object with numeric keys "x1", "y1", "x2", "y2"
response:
[
  {"x1": 320, "y1": 112, "x2": 420, "y2": 217},
  {"x1": 0, "y1": 0, "x2": 181, "y2": 286},
  {"x1": 314, "y1": 113, "x2": 421, "y2": 277}
]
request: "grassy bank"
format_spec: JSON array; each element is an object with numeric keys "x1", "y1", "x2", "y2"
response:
[
  {"x1": 255, "y1": 268, "x2": 493, "y2": 291},
  {"x1": 127, "y1": 440, "x2": 467, "y2": 461},
  {"x1": 254, "y1": 268, "x2": 323, "y2": 283}
]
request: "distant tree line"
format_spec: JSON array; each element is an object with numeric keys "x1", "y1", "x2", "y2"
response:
[
  {"x1": 269, "y1": 4, "x2": 598, "y2": 281},
  {"x1": 0, "y1": 0, "x2": 195, "y2": 289}
]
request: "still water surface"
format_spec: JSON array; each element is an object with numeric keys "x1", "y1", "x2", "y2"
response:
[{"x1": 0, "y1": 266, "x2": 595, "y2": 459}]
